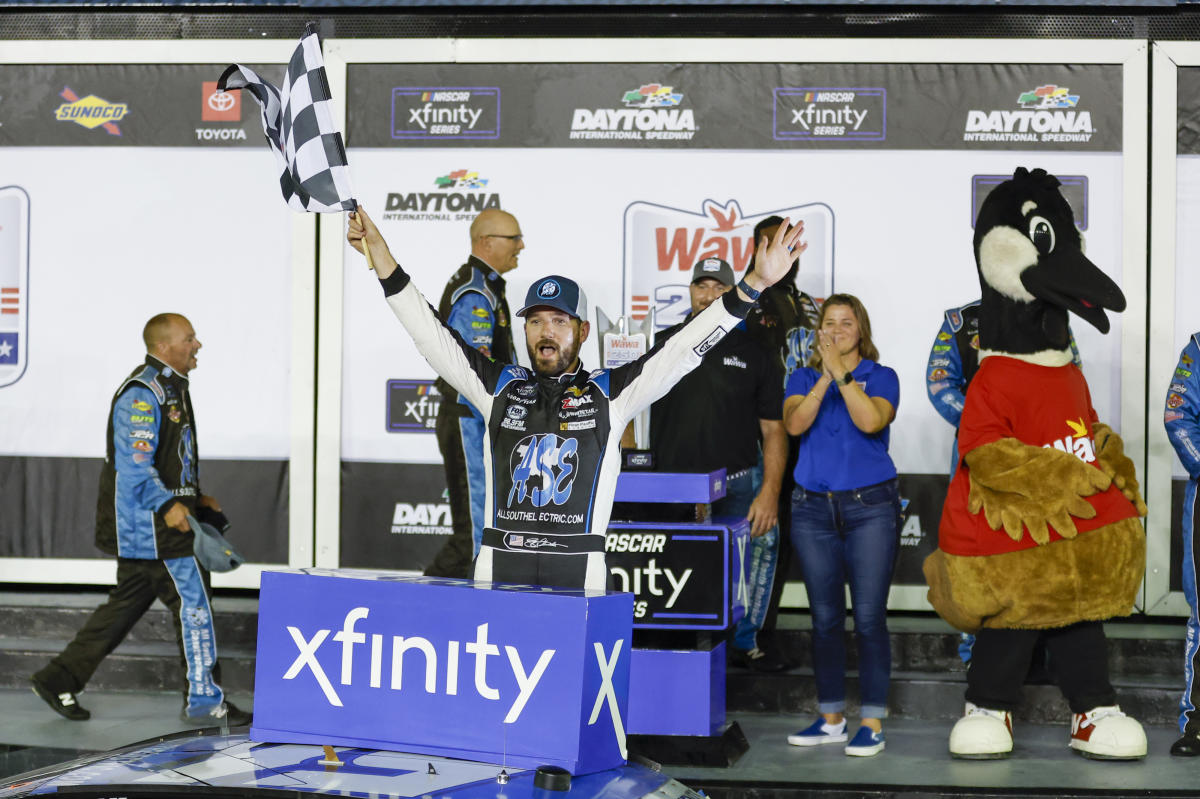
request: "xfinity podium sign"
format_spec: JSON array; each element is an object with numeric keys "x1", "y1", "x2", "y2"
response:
[{"x1": 252, "y1": 570, "x2": 633, "y2": 774}]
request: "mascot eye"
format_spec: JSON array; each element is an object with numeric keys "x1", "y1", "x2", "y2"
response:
[{"x1": 1028, "y1": 216, "x2": 1055, "y2": 254}]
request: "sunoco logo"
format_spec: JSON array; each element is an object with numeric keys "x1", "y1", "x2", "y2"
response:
[
  {"x1": 964, "y1": 85, "x2": 1095, "y2": 144},
  {"x1": 570, "y1": 83, "x2": 696, "y2": 142},
  {"x1": 55, "y1": 86, "x2": 126, "y2": 136},
  {"x1": 391, "y1": 87, "x2": 500, "y2": 141},
  {"x1": 774, "y1": 88, "x2": 886, "y2": 141},
  {"x1": 622, "y1": 199, "x2": 835, "y2": 329},
  {"x1": 382, "y1": 169, "x2": 501, "y2": 223}
]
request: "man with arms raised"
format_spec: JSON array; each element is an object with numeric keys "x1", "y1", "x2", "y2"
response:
[{"x1": 348, "y1": 209, "x2": 805, "y2": 590}]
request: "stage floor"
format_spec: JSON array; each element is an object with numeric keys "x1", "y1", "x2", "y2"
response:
[{"x1": 0, "y1": 688, "x2": 1196, "y2": 797}]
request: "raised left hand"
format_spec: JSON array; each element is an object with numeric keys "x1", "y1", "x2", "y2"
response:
[{"x1": 749, "y1": 219, "x2": 808, "y2": 291}]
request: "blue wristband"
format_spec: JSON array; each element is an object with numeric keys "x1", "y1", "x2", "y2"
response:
[{"x1": 736, "y1": 278, "x2": 761, "y2": 301}]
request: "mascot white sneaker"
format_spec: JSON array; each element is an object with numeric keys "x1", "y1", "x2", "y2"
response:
[
  {"x1": 949, "y1": 703, "x2": 1013, "y2": 759},
  {"x1": 1068, "y1": 706, "x2": 1147, "y2": 759}
]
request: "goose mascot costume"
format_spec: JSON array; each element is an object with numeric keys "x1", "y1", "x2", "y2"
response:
[{"x1": 923, "y1": 167, "x2": 1148, "y2": 760}]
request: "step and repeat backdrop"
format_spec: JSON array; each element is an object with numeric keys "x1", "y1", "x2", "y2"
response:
[
  {"x1": 0, "y1": 43, "x2": 310, "y2": 586},
  {"x1": 323, "y1": 40, "x2": 1148, "y2": 610},
  {"x1": 0, "y1": 38, "x2": 1167, "y2": 612}
]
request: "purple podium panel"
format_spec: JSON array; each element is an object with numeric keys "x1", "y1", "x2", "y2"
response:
[
  {"x1": 614, "y1": 470, "x2": 726, "y2": 503},
  {"x1": 606, "y1": 518, "x2": 749, "y2": 630},
  {"x1": 251, "y1": 570, "x2": 633, "y2": 775},
  {"x1": 628, "y1": 643, "x2": 725, "y2": 736}
]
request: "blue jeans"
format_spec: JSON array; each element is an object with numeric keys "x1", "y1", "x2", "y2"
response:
[
  {"x1": 715, "y1": 464, "x2": 779, "y2": 652},
  {"x1": 791, "y1": 478, "x2": 900, "y2": 719}
]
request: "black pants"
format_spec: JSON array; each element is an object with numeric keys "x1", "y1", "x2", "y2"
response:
[
  {"x1": 965, "y1": 622, "x2": 1115, "y2": 714},
  {"x1": 425, "y1": 406, "x2": 479, "y2": 578},
  {"x1": 34, "y1": 557, "x2": 223, "y2": 708}
]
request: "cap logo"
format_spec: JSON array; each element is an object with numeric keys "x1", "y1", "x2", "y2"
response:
[
  {"x1": 702, "y1": 259, "x2": 721, "y2": 272},
  {"x1": 538, "y1": 280, "x2": 561, "y2": 299}
]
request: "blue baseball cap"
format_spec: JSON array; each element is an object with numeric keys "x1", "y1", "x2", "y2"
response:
[{"x1": 516, "y1": 275, "x2": 588, "y2": 320}]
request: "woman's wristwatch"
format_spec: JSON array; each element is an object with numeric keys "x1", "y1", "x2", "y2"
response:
[{"x1": 839, "y1": 371, "x2": 854, "y2": 385}]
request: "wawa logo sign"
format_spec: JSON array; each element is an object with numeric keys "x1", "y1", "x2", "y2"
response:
[
  {"x1": 622, "y1": 199, "x2": 835, "y2": 329},
  {"x1": 570, "y1": 83, "x2": 696, "y2": 142},
  {"x1": 55, "y1": 86, "x2": 127, "y2": 136},
  {"x1": 1043, "y1": 418, "x2": 1096, "y2": 463},
  {"x1": 964, "y1": 84, "x2": 1095, "y2": 145}
]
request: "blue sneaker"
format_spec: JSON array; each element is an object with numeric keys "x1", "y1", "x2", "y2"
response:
[
  {"x1": 845, "y1": 725, "x2": 885, "y2": 757},
  {"x1": 787, "y1": 718, "x2": 847, "y2": 746}
]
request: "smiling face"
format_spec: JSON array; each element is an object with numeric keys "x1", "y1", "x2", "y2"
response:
[
  {"x1": 157, "y1": 316, "x2": 201, "y2": 375},
  {"x1": 819, "y1": 302, "x2": 861, "y2": 358},
  {"x1": 524, "y1": 308, "x2": 590, "y2": 377},
  {"x1": 689, "y1": 277, "x2": 731, "y2": 315}
]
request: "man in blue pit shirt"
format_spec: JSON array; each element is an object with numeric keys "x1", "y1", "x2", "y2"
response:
[{"x1": 424, "y1": 209, "x2": 522, "y2": 578}]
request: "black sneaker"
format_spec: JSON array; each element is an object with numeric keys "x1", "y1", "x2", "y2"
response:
[
  {"x1": 730, "y1": 646, "x2": 787, "y2": 673},
  {"x1": 30, "y1": 676, "x2": 90, "y2": 721},
  {"x1": 1171, "y1": 732, "x2": 1200, "y2": 757},
  {"x1": 180, "y1": 700, "x2": 252, "y2": 727}
]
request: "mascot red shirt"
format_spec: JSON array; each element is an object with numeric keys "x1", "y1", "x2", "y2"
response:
[{"x1": 939, "y1": 357, "x2": 1138, "y2": 557}]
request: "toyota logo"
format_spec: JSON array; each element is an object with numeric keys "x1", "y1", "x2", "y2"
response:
[{"x1": 208, "y1": 91, "x2": 236, "y2": 112}]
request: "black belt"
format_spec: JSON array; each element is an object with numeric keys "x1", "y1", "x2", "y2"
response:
[{"x1": 482, "y1": 527, "x2": 605, "y2": 555}]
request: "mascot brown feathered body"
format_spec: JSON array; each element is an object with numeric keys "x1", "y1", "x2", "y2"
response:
[{"x1": 922, "y1": 168, "x2": 1148, "y2": 760}]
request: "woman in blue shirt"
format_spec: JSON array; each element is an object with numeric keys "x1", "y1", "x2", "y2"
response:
[{"x1": 781, "y1": 293, "x2": 900, "y2": 757}]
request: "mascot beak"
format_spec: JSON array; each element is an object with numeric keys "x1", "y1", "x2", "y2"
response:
[{"x1": 1019, "y1": 246, "x2": 1126, "y2": 334}]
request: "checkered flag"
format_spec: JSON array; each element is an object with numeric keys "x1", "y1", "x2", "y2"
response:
[{"x1": 217, "y1": 24, "x2": 355, "y2": 213}]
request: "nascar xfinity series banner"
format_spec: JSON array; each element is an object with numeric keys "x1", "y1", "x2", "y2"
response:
[
  {"x1": 0, "y1": 63, "x2": 293, "y2": 567},
  {"x1": 337, "y1": 59, "x2": 1127, "y2": 594}
]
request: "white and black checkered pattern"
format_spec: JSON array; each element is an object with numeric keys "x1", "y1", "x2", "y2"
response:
[{"x1": 217, "y1": 24, "x2": 355, "y2": 213}]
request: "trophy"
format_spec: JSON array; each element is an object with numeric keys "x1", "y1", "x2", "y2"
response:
[{"x1": 595, "y1": 305, "x2": 655, "y2": 457}]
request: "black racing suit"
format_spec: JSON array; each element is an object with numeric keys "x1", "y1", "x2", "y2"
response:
[
  {"x1": 379, "y1": 266, "x2": 754, "y2": 590},
  {"x1": 426, "y1": 256, "x2": 515, "y2": 577}
]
